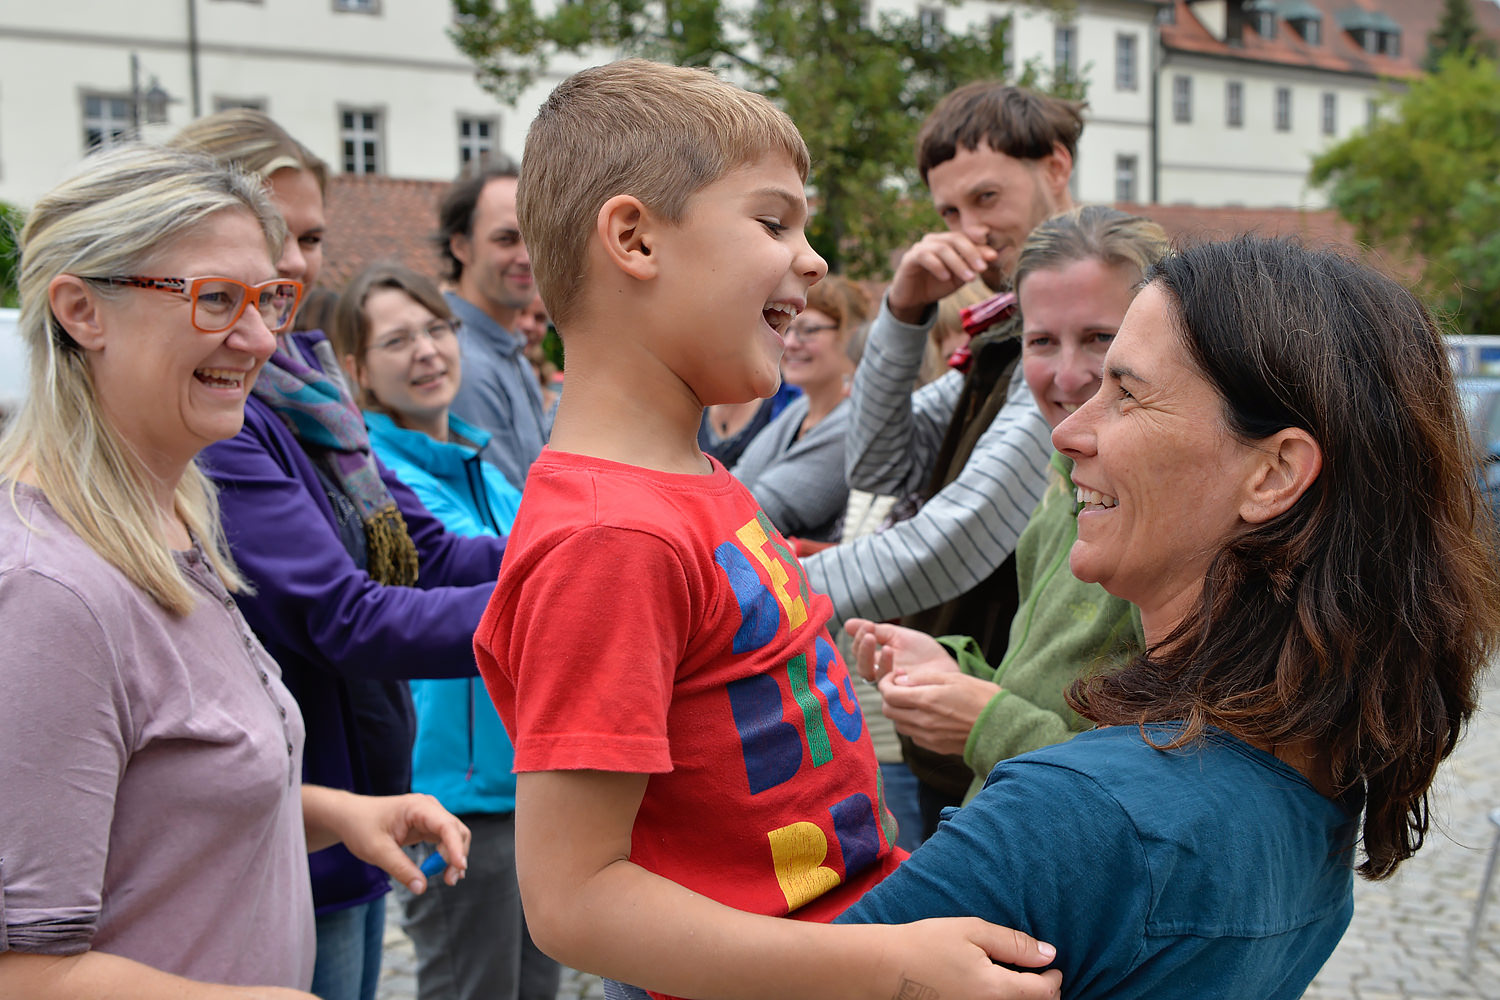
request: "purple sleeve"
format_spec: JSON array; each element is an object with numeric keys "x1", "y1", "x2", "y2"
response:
[
  {"x1": 379, "y1": 454, "x2": 506, "y2": 588},
  {"x1": 199, "y1": 402, "x2": 502, "y2": 681},
  {"x1": 0, "y1": 570, "x2": 119, "y2": 956}
]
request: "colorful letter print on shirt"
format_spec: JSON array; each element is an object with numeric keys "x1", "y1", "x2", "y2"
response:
[{"x1": 477, "y1": 451, "x2": 902, "y2": 924}]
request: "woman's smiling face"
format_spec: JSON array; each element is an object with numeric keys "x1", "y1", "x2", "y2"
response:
[{"x1": 1051, "y1": 283, "x2": 1265, "y2": 635}]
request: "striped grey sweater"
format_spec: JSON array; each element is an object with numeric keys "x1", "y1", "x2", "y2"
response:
[{"x1": 802, "y1": 298, "x2": 1051, "y2": 624}]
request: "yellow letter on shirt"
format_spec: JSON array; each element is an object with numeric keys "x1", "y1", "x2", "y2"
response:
[
  {"x1": 735, "y1": 517, "x2": 808, "y2": 631},
  {"x1": 767, "y1": 821, "x2": 842, "y2": 911}
]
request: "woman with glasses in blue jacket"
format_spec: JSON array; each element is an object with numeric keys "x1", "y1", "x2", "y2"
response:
[{"x1": 332, "y1": 263, "x2": 558, "y2": 1000}]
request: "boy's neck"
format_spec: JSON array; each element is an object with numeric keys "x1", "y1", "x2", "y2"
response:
[{"x1": 548, "y1": 336, "x2": 714, "y2": 475}]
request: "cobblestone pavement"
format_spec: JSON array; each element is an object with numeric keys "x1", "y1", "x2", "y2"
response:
[{"x1": 375, "y1": 670, "x2": 1500, "y2": 1000}]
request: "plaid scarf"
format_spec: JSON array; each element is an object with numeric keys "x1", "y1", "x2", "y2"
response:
[{"x1": 251, "y1": 336, "x2": 419, "y2": 586}]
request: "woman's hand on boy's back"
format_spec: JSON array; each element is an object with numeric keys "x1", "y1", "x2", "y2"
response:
[{"x1": 863, "y1": 917, "x2": 1062, "y2": 1000}]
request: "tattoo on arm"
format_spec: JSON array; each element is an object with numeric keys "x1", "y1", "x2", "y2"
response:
[{"x1": 894, "y1": 978, "x2": 939, "y2": 1000}]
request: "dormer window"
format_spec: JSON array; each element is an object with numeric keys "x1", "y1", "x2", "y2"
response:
[
  {"x1": 1278, "y1": 0, "x2": 1322, "y2": 44},
  {"x1": 1245, "y1": 0, "x2": 1277, "y2": 39},
  {"x1": 1337, "y1": 7, "x2": 1402, "y2": 56}
]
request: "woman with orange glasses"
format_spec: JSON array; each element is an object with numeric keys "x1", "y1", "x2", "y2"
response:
[
  {"x1": 0, "y1": 145, "x2": 469, "y2": 999},
  {"x1": 170, "y1": 110, "x2": 513, "y2": 1000}
]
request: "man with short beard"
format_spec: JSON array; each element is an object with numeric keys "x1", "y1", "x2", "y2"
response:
[{"x1": 437, "y1": 160, "x2": 551, "y2": 490}]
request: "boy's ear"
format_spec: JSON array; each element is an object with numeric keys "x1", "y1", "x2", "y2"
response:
[
  {"x1": 48, "y1": 274, "x2": 108, "y2": 352},
  {"x1": 1239, "y1": 428, "x2": 1322, "y2": 524},
  {"x1": 596, "y1": 194, "x2": 658, "y2": 281}
]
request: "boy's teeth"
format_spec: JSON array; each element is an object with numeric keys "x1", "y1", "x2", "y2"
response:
[{"x1": 1075, "y1": 487, "x2": 1118, "y2": 508}]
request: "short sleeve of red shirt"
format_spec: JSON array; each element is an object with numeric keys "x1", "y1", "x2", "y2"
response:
[{"x1": 480, "y1": 522, "x2": 692, "y2": 773}]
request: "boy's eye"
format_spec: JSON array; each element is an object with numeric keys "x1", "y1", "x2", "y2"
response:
[{"x1": 761, "y1": 219, "x2": 788, "y2": 236}]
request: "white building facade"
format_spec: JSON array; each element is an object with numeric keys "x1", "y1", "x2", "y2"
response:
[
  {"x1": 0, "y1": 0, "x2": 552, "y2": 208},
  {"x1": 0, "y1": 0, "x2": 1473, "y2": 214}
]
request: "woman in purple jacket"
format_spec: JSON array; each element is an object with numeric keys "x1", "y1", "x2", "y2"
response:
[{"x1": 170, "y1": 111, "x2": 505, "y2": 1000}]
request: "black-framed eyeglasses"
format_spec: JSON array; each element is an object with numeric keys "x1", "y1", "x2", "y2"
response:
[{"x1": 83, "y1": 275, "x2": 306, "y2": 334}]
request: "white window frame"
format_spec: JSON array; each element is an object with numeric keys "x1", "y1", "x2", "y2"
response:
[
  {"x1": 458, "y1": 114, "x2": 500, "y2": 174},
  {"x1": 340, "y1": 106, "x2": 385, "y2": 175},
  {"x1": 1114, "y1": 154, "x2": 1138, "y2": 203},
  {"x1": 1115, "y1": 33, "x2": 1138, "y2": 91},
  {"x1": 1226, "y1": 80, "x2": 1244, "y2": 128},
  {"x1": 1172, "y1": 74, "x2": 1192, "y2": 124},
  {"x1": 1275, "y1": 86, "x2": 1293, "y2": 131},
  {"x1": 1320, "y1": 92, "x2": 1336, "y2": 136},
  {"x1": 1055, "y1": 24, "x2": 1077, "y2": 79},
  {"x1": 918, "y1": 6, "x2": 945, "y2": 48},
  {"x1": 82, "y1": 91, "x2": 133, "y2": 153}
]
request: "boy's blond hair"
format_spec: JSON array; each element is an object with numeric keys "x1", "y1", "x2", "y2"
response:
[{"x1": 517, "y1": 59, "x2": 810, "y2": 327}]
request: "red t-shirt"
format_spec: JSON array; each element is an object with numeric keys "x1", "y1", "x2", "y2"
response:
[{"x1": 476, "y1": 449, "x2": 901, "y2": 925}]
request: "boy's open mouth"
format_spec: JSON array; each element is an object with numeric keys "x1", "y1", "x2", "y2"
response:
[{"x1": 763, "y1": 301, "x2": 799, "y2": 335}]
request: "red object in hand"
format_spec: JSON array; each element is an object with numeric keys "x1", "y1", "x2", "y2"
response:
[
  {"x1": 948, "y1": 291, "x2": 1018, "y2": 373},
  {"x1": 959, "y1": 291, "x2": 1018, "y2": 336}
]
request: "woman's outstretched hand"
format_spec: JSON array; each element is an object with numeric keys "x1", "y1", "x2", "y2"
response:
[{"x1": 302, "y1": 786, "x2": 471, "y2": 894}]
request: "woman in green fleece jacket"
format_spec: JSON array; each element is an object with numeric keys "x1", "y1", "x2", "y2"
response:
[{"x1": 846, "y1": 206, "x2": 1167, "y2": 801}]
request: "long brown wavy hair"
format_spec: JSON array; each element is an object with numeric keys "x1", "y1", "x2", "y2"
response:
[{"x1": 1068, "y1": 236, "x2": 1500, "y2": 880}]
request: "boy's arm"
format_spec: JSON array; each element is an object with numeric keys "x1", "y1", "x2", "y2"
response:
[{"x1": 515, "y1": 770, "x2": 1062, "y2": 1000}]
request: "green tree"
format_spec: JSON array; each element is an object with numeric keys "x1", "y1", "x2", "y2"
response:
[
  {"x1": 0, "y1": 199, "x2": 23, "y2": 308},
  {"x1": 1310, "y1": 54, "x2": 1500, "y2": 336},
  {"x1": 1425, "y1": 0, "x2": 1497, "y2": 72},
  {"x1": 447, "y1": 0, "x2": 1081, "y2": 276}
]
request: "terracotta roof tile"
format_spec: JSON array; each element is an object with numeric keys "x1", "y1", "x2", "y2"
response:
[
  {"x1": 320, "y1": 174, "x2": 453, "y2": 291},
  {"x1": 1116, "y1": 199, "x2": 1417, "y2": 277},
  {"x1": 1161, "y1": 0, "x2": 1500, "y2": 78}
]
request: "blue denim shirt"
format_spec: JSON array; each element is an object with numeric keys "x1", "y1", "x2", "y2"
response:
[{"x1": 446, "y1": 292, "x2": 550, "y2": 490}]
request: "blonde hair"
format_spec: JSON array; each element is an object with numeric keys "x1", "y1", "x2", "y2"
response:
[
  {"x1": 1014, "y1": 205, "x2": 1169, "y2": 294},
  {"x1": 0, "y1": 144, "x2": 285, "y2": 616},
  {"x1": 170, "y1": 108, "x2": 329, "y2": 193},
  {"x1": 517, "y1": 59, "x2": 810, "y2": 327}
]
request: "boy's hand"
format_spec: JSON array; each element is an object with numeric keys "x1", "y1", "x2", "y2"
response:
[
  {"x1": 845, "y1": 618, "x2": 960, "y2": 685},
  {"x1": 871, "y1": 918, "x2": 1061, "y2": 1000},
  {"x1": 887, "y1": 233, "x2": 997, "y2": 325}
]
